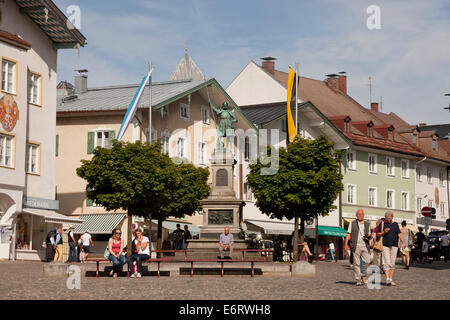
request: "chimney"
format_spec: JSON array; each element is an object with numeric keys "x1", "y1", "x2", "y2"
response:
[
  {"x1": 371, "y1": 102, "x2": 379, "y2": 112},
  {"x1": 338, "y1": 71, "x2": 347, "y2": 94},
  {"x1": 325, "y1": 74, "x2": 339, "y2": 91},
  {"x1": 261, "y1": 57, "x2": 276, "y2": 75},
  {"x1": 74, "y1": 69, "x2": 88, "y2": 94}
]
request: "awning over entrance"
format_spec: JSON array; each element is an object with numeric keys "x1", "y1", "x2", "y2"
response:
[
  {"x1": 245, "y1": 219, "x2": 294, "y2": 235},
  {"x1": 151, "y1": 220, "x2": 200, "y2": 236},
  {"x1": 318, "y1": 226, "x2": 348, "y2": 237},
  {"x1": 22, "y1": 208, "x2": 83, "y2": 225},
  {"x1": 73, "y1": 214, "x2": 125, "y2": 234}
]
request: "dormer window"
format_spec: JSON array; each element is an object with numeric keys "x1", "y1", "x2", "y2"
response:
[
  {"x1": 432, "y1": 138, "x2": 437, "y2": 150},
  {"x1": 367, "y1": 126, "x2": 372, "y2": 137},
  {"x1": 388, "y1": 130, "x2": 393, "y2": 141},
  {"x1": 412, "y1": 134, "x2": 417, "y2": 145}
]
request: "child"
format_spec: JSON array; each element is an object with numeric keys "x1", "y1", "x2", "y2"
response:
[{"x1": 421, "y1": 239, "x2": 429, "y2": 263}]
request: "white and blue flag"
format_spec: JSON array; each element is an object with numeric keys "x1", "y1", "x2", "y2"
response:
[{"x1": 116, "y1": 69, "x2": 153, "y2": 141}]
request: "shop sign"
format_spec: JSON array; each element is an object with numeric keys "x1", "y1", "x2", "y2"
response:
[{"x1": 23, "y1": 196, "x2": 59, "y2": 210}]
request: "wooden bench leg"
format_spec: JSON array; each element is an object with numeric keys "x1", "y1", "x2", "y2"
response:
[
  {"x1": 190, "y1": 261, "x2": 194, "y2": 277},
  {"x1": 157, "y1": 262, "x2": 160, "y2": 278},
  {"x1": 221, "y1": 261, "x2": 224, "y2": 277},
  {"x1": 251, "y1": 261, "x2": 254, "y2": 277},
  {"x1": 96, "y1": 261, "x2": 99, "y2": 278}
]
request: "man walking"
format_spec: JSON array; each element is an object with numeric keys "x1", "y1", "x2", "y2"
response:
[
  {"x1": 67, "y1": 226, "x2": 77, "y2": 262},
  {"x1": 81, "y1": 230, "x2": 93, "y2": 261},
  {"x1": 345, "y1": 209, "x2": 372, "y2": 286},
  {"x1": 219, "y1": 227, "x2": 234, "y2": 259},
  {"x1": 441, "y1": 231, "x2": 449, "y2": 263},
  {"x1": 53, "y1": 227, "x2": 64, "y2": 262},
  {"x1": 376, "y1": 212, "x2": 406, "y2": 286},
  {"x1": 329, "y1": 242, "x2": 336, "y2": 262},
  {"x1": 415, "y1": 227, "x2": 426, "y2": 263}
]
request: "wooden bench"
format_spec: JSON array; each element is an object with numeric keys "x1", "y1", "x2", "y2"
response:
[{"x1": 87, "y1": 249, "x2": 273, "y2": 278}]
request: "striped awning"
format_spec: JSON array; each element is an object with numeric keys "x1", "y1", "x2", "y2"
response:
[
  {"x1": 22, "y1": 208, "x2": 83, "y2": 225},
  {"x1": 73, "y1": 214, "x2": 126, "y2": 234}
]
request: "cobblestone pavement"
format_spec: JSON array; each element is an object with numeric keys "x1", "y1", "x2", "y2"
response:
[{"x1": 0, "y1": 259, "x2": 448, "y2": 300}]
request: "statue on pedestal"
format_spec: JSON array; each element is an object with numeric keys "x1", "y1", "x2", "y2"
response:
[{"x1": 209, "y1": 101, "x2": 237, "y2": 152}]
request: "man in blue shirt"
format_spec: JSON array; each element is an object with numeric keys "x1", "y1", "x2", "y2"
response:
[
  {"x1": 376, "y1": 212, "x2": 406, "y2": 286},
  {"x1": 219, "y1": 227, "x2": 234, "y2": 259},
  {"x1": 53, "y1": 227, "x2": 64, "y2": 262}
]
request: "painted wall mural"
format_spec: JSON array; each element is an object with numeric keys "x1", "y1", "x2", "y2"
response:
[{"x1": 0, "y1": 94, "x2": 19, "y2": 132}]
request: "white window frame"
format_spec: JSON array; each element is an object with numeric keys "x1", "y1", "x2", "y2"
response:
[
  {"x1": 439, "y1": 170, "x2": 445, "y2": 187},
  {"x1": 417, "y1": 198, "x2": 422, "y2": 215},
  {"x1": 161, "y1": 131, "x2": 170, "y2": 154},
  {"x1": 386, "y1": 157, "x2": 395, "y2": 176},
  {"x1": 368, "y1": 187, "x2": 377, "y2": 207},
  {"x1": 180, "y1": 103, "x2": 190, "y2": 120},
  {"x1": 198, "y1": 141, "x2": 206, "y2": 165},
  {"x1": 347, "y1": 184, "x2": 356, "y2": 204},
  {"x1": 1, "y1": 59, "x2": 16, "y2": 94},
  {"x1": 401, "y1": 191, "x2": 409, "y2": 211},
  {"x1": 243, "y1": 182, "x2": 253, "y2": 201},
  {"x1": 0, "y1": 133, "x2": 14, "y2": 168},
  {"x1": 28, "y1": 72, "x2": 41, "y2": 105},
  {"x1": 386, "y1": 189, "x2": 395, "y2": 209},
  {"x1": 440, "y1": 202, "x2": 446, "y2": 218},
  {"x1": 347, "y1": 150, "x2": 356, "y2": 171},
  {"x1": 177, "y1": 137, "x2": 185, "y2": 158},
  {"x1": 25, "y1": 142, "x2": 39, "y2": 174},
  {"x1": 401, "y1": 159, "x2": 409, "y2": 178},
  {"x1": 368, "y1": 153, "x2": 377, "y2": 174},
  {"x1": 201, "y1": 105, "x2": 210, "y2": 125},
  {"x1": 94, "y1": 130, "x2": 113, "y2": 149},
  {"x1": 416, "y1": 166, "x2": 422, "y2": 182},
  {"x1": 427, "y1": 167, "x2": 432, "y2": 184}
]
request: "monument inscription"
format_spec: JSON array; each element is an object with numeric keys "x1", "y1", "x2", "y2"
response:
[
  {"x1": 208, "y1": 209, "x2": 233, "y2": 225},
  {"x1": 216, "y1": 169, "x2": 228, "y2": 187}
]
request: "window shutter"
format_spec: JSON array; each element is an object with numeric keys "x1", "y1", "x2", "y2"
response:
[
  {"x1": 87, "y1": 132, "x2": 95, "y2": 154},
  {"x1": 55, "y1": 134, "x2": 59, "y2": 157}
]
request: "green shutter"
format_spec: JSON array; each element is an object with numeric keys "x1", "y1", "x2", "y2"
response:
[
  {"x1": 87, "y1": 132, "x2": 95, "y2": 154},
  {"x1": 55, "y1": 134, "x2": 59, "y2": 157}
]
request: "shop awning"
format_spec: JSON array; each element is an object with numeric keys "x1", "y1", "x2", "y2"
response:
[
  {"x1": 22, "y1": 208, "x2": 83, "y2": 225},
  {"x1": 73, "y1": 214, "x2": 126, "y2": 234},
  {"x1": 245, "y1": 219, "x2": 294, "y2": 235},
  {"x1": 151, "y1": 220, "x2": 200, "y2": 235},
  {"x1": 318, "y1": 226, "x2": 348, "y2": 237}
]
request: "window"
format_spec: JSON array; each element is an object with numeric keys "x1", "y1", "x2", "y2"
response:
[
  {"x1": 386, "y1": 157, "x2": 395, "y2": 176},
  {"x1": 1, "y1": 59, "x2": 16, "y2": 93},
  {"x1": 432, "y1": 139, "x2": 437, "y2": 150},
  {"x1": 367, "y1": 126, "x2": 372, "y2": 137},
  {"x1": 388, "y1": 130, "x2": 393, "y2": 141},
  {"x1": 244, "y1": 137, "x2": 250, "y2": 160},
  {"x1": 344, "y1": 121, "x2": 349, "y2": 133},
  {"x1": 417, "y1": 198, "x2": 422, "y2": 215},
  {"x1": 401, "y1": 192, "x2": 409, "y2": 210},
  {"x1": 416, "y1": 166, "x2": 422, "y2": 182},
  {"x1": 439, "y1": 170, "x2": 445, "y2": 187},
  {"x1": 201, "y1": 105, "x2": 210, "y2": 125},
  {"x1": 440, "y1": 202, "x2": 446, "y2": 218},
  {"x1": 347, "y1": 150, "x2": 356, "y2": 170},
  {"x1": 281, "y1": 119, "x2": 287, "y2": 132},
  {"x1": 347, "y1": 184, "x2": 356, "y2": 204},
  {"x1": 427, "y1": 167, "x2": 432, "y2": 183},
  {"x1": 243, "y1": 182, "x2": 253, "y2": 201},
  {"x1": 386, "y1": 190, "x2": 394, "y2": 209},
  {"x1": 412, "y1": 134, "x2": 417, "y2": 145},
  {"x1": 0, "y1": 134, "x2": 13, "y2": 167},
  {"x1": 161, "y1": 132, "x2": 170, "y2": 154},
  {"x1": 368, "y1": 187, "x2": 377, "y2": 206},
  {"x1": 198, "y1": 142, "x2": 206, "y2": 165},
  {"x1": 428, "y1": 200, "x2": 433, "y2": 209},
  {"x1": 25, "y1": 143, "x2": 39, "y2": 174},
  {"x1": 401, "y1": 159, "x2": 409, "y2": 178},
  {"x1": 95, "y1": 131, "x2": 113, "y2": 149},
  {"x1": 180, "y1": 103, "x2": 189, "y2": 120},
  {"x1": 177, "y1": 137, "x2": 185, "y2": 158},
  {"x1": 28, "y1": 72, "x2": 41, "y2": 105},
  {"x1": 368, "y1": 154, "x2": 377, "y2": 173}
]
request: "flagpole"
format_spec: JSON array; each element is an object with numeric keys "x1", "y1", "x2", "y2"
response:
[
  {"x1": 149, "y1": 62, "x2": 152, "y2": 142},
  {"x1": 295, "y1": 62, "x2": 299, "y2": 135}
]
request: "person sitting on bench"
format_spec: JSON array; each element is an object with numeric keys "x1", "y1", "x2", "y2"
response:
[
  {"x1": 127, "y1": 229, "x2": 150, "y2": 278},
  {"x1": 219, "y1": 227, "x2": 234, "y2": 259}
]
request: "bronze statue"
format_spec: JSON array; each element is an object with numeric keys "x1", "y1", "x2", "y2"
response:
[{"x1": 209, "y1": 101, "x2": 237, "y2": 152}]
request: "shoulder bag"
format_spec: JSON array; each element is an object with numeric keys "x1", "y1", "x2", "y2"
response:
[{"x1": 373, "y1": 221, "x2": 384, "y2": 253}]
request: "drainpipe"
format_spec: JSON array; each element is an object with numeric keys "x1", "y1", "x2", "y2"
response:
[
  {"x1": 415, "y1": 157, "x2": 427, "y2": 227},
  {"x1": 416, "y1": 156, "x2": 427, "y2": 165}
]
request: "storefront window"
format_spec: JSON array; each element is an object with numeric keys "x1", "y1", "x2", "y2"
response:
[{"x1": 16, "y1": 214, "x2": 31, "y2": 250}]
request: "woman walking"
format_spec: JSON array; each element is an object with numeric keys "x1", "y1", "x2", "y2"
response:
[
  {"x1": 400, "y1": 221, "x2": 412, "y2": 269},
  {"x1": 108, "y1": 228, "x2": 127, "y2": 278}
]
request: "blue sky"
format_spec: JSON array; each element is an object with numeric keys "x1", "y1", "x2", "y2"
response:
[{"x1": 54, "y1": 0, "x2": 450, "y2": 125}]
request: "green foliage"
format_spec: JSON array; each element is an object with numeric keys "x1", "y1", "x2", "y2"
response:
[
  {"x1": 247, "y1": 135, "x2": 343, "y2": 222},
  {"x1": 76, "y1": 141, "x2": 210, "y2": 220}
]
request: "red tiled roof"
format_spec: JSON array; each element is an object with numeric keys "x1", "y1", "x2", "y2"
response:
[{"x1": 0, "y1": 29, "x2": 31, "y2": 49}]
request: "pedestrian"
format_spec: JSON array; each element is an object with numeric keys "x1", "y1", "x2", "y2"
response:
[
  {"x1": 77, "y1": 237, "x2": 84, "y2": 262},
  {"x1": 329, "y1": 242, "x2": 336, "y2": 262},
  {"x1": 372, "y1": 218, "x2": 384, "y2": 273},
  {"x1": 67, "y1": 226, "x2": 77, "y2": 263},
  {"x1": 415, "y1": 227, "x2": 426, "y2": 263},
  {"x1": 344, "y1": 209, "x2": 372, "y2": 286},
  {"x1": 422, "y1": 238, "x2": 429, "y2": 263},
  {"x1": 376, "y1": 212, "x2": 406, "y2": 286},
  {"x1": 219, "y1": 226, "x2": 234, "y2": 259},
  {"x1": 400, "y1": 221, "x2": 412, "y2": 269},
  {"x1": 440, "y1": 231, "x2": 449, "y2": 263},
  {"x1": 53, "y1": 227, "x2": 64, "y2": 262},
  {"x1": 45, "y1": 231, "x2": 55, "y2": 262},
  {"x1": 183, "y1": 225, "x2": 192, "y2": 250},
  {"x1": 127, "y1": 229, "x2": 150, "y2": 278},
  {"x1": 81, "y1": 229, "x2": 93, "y2": 261},
  {"x1": 108, "y1": 228, "x2": 127, "y2": 278},
  {"x1": 172, "y1": 224, "x2": 184, "y2": 250}
]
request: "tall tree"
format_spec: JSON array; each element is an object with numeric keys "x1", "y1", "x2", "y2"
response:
[
  {"x1": 247, "y1": 135, "x2": 343, "y2": 262},
  {"x1": 76, "y1": 141, "x2": 210, "y2": 256}
]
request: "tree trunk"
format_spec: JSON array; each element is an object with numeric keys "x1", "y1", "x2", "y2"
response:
[
  {"x1": 157, "y1": 215, "x2": 163, "y2": 258},
  {"x1": 127, "y1": 210, "x2": 133, "y2": 257},
  {"x1": 300, "y1": 217, "x2": 305, "y2": 243},
  {"x1": 293, "y1": 214, "x2": 299, "y2": 262}
]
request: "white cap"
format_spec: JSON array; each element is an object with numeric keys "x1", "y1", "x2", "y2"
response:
[{"x1": 85, "y1": 229, "x2": 89, "y2": 233}]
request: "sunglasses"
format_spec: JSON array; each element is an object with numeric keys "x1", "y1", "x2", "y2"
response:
[{"x1": 115, "y1": 232, "x2": 121, "y2": 235}]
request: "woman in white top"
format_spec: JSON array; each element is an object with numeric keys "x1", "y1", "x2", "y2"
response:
[{"x1": 127, "y1": 229, "x2": 150, "y2": 278}]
